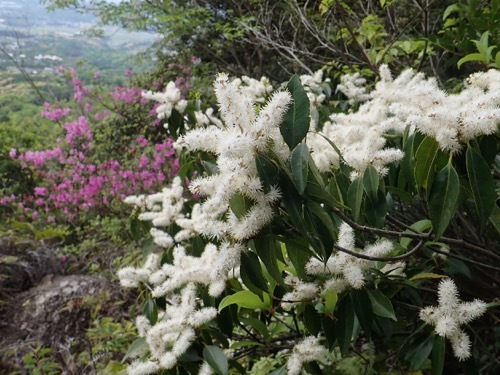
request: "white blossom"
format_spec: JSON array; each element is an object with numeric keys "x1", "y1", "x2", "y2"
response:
[
  {"x1": 143, "y1": 81, "x2": 188, "y2": 121},
  {"x1": 419, "y1": 279, "x2": 487, "y2": 361},
  {"x1": 306, "y1": 222, "x2": 394, "y2": 292},
  {"x1": 287, "y1": 336, "x2": 325, "y2": 375}
]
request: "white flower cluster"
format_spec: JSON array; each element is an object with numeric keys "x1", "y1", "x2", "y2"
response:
[
  {"x1": 287, "y1": 336, "x2": 326, "y2": 375},
  {"x1": 281, "y1": 275, "x2": 318, "y2": 310},
  {"x1": 336, "y1": 71, "x2": 370, "y2": 105},
  {"x1": 127, "y1": 284, "x2": 217, "y2": 374},
  {"x1": 300, "y1": 70, "x2": 330, "y2": 128},
  {"x1": 380, "y1": 67, "x2": 500, "y2": 153},
  {"x1": 420, "y1": 279, "x2": 487, "y2": 361},
  {"x1": 174, "y1": 73, "x2": 292, "y2": 241},
  {"x1": 124, "y1": 177, "x2": 187, "y2": 248},
  {"x1": 232, "y1": 75, "x2": 273, "y2": 102},
  {"x1": 307, "y1": 66, "x2": 500, "y2": 179},
  {"x1": 143, "y1": 81, "x2": 188, "y2": 120},
  {"x1": 306, "y1": 222, "x2": 394, "y2": 292},
  {"x1": 118, "y1": 242, "x2": 243, "y2": 374}
]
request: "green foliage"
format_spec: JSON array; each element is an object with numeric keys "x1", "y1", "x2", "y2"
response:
[{"x1": 22, "y1": 346, "x2": 63, "y2": 375}]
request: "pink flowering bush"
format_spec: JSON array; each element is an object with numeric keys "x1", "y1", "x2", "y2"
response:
[{"x1": 1, "y1": 69, "x2": 179, "y2": 226}]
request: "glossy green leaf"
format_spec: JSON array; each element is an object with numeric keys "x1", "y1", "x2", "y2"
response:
[
  {"x1": 291, "y1": 143, "x2": 310, "y2": 194},
  {"x1": 363, "y1": 165, "x2": 379, "y2": 200},
  {"x1": 347, "y1": 176, "x2": 364, "y2": 222},
  {"x1": 431, "y1": 336, "x2": 445, "y2": 375},
  {"x1": 255, "y1": 153, "x2": 280, "y2": 193},
  {"x1": 303, "y1": 304, "x2": 322, "y2": 335},
  {"x1": 364, "y1": 190, "x2": 388, "y2": 228},
  {"x1": 466, "y1": 145, "x2": 496, "y2": 229},
  {"x1": 121, "y1": 337, "x2": 147, "y2": 363},
  {"x1": 253, "y1": 238, "x2": 282, "y2": 284},
  {"x1": 203, "y1": 345, "x2": 228, "y2": 375},
  {"x1": 219, "y1": 290, "x2": 271, "y2": 312},
  {"x1": 283, "y1": 239, "x2": 312, "y2": 278},
  {"x1": 280, "y1": 74, "x2": 310, "y2": 149},
  {"x1": 351, "y1": 290, "x2": 373, "y2": 334},
  {"x1": 428, "y1": 163, "x2": 459, "y2": 239},
  {"x1": 414, "y1": 136, "x2": 439, "y2": 191},
  {"x1": 280, "y1": 173, "x2": 305, "y2": 232},
  {"x1": 335, "y1": 297, "x2": 355, "y2": 357},
  {"x1": 367, "y1": 289, "x2": 397, "y2": 321},
  {"x1": 458, "y1": 53, "x2": 488, "y2": 68},
  {"x1": 240, "y1": 252, "x2": 268, "y2": 300},
  {"x1": 143, "y1": 298, "x2": 158, "y2": 324}
]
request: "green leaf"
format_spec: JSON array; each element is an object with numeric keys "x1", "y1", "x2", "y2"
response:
[
  {"x1": 218, "y1": 290, "x2": 271, "y2": 312},
  {"x1": 410, "y1": 273, "x2": 446, "y2": 281},
  {"x1": 367, "y1": 289, "x2": 397, "y2": 321},
  {"x1": 281, "y1": 74, "x2": 310, "y2": 149},
  {"x1": 351, "y1": 290, "x2": 373, "y2": 334},
  {"x1": 303, "y1": 304, "x2": 322, "y2": 336},
  {"x1": 282, "y1": 239, "x2": 312, "y2": 278},
  {"x1": 335, "y1": 297, "x2": 355, "y2": 357},
  {"x1": 406, "y1": 332, "x2": 435, "y2": 371},
  {"x1": 203, "y1": 346, "x2": 228, "y2": 375},
  {"x1": 323, "y1": 289, "x2": 338, "y2": 315},
  {"x1": 414, "y1": 136, "x2": 439, "y2": 191},
  {"x1": 121, "y1": 337, "x2": 147, "y2": 363},
  {"x1": 347, "y1": 176, "x2": 364, "y2": 222},
  {"x1": 291, "y1": 143, "x2": 310, "y2": 194},
  {"x1": 230, "y1": 340, "x2": 265, "y2": 349},
  {"x1": 428, "y1": 163, "x2": 460, "y2": 239},
  {"x1": 364, "y1": 190, "x2": 388, "y2": 228},
  {"x1": 363, "y1": 165, "x2": 379, "y2": 201},
  {"x1": 270, "y1": 367, "x2": 287, "y2": 375},
  {"x1": 240, "y1": 317, "x2": 270, "y2": 340},
  {"x1": 255, "y1": 153, "x2": 280, "y2": 193},
  {"x1": 143, "y1": 298, "x2": 158, "y2": 325},
  {"x1": 280, "y1": 173, "x2": 305, "y2": 232},
  {"x1": 229, "y1": 193, "x2": 253, "y2": 219},
  {"x1": 458, "y1": 53, "x2": 488, "y2": 68},
  {"x1": 466, "y1": 145, "x2": 496, "y2": 229},
  {"x1": 431, "y1": 336, "x2": 445, "y2": 375},
  {"x1": 240, "y1": 252, "x2": 268, "y2": 299},
  {"x1": 253, "y1": 238, "x2": 283, "y2": 284}
]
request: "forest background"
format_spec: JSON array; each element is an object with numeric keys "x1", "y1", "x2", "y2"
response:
[{"x1": 0, "y1": 0, "x2": 498, "y2": 374}]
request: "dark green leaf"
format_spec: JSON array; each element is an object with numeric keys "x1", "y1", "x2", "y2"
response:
[
  {"x1": 363, "y1": 165, "x2": 379, "y2": 201},
  {"x1": 291, "y1": 143, "x2": 310, "y2": 195},
  {"x1": 280, "y1": 74, "x2": 310, "y2": 149},
  {"x1": 283, "y1": 239, "x2": 312, "y2": 278},
  {"x1": 466, "y1": 145, "x2": 496, "y2": 229},
  {"x1": 253, "y1": 238, "x2": 283, "y2": 284},
  {"x1": 347, "y1": 177, "x2": 364, "y2": 222},
  {"x1": 351, "y1": 290, "x2": 373, "y2": 334},
  {"x1": 303, "y1": 304, "x2": 322, "y2": 335},
  {"x1": 280, "y1": 173, "x2": 305, "y2": 232},
  {"x1": 335, "y1": 297, "x2": 355, "y2": 357},
  {"x1": 255, "y1": 153, "x2": 280, "y2": 193},
  {"x1": 367, "y1": 289, "x2": 397, "y2": 321},
  {"x1": 414, "y1": 136, "x2": 439, "y2": 191},
  {"x1": 321, "y1": 315, "x2": 336, "y2": 350},
  {"x1": 431, "y1": 336, "x2": 445, "y2": 375},
  {"x1": 428, "y1": 163, "x2": 460, "y2": 239},
  {"x1": 364, "y1": 190, "x2": 388, "y2": 228},
  {"x1": 203, "y1": 346, "x2": 228, "y2": 375},
  {"x1": 406, "y1": 333, "x2": 434, "y2": 371},
  {"x1": 240, "y1": 252, "x2": 268, "y2": 300}
]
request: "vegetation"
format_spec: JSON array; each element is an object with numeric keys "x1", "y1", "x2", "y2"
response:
[{"x1": 0, "y1": 0, "x2": 498, "y2": 374}]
